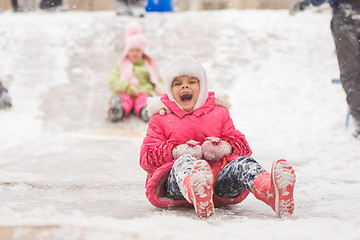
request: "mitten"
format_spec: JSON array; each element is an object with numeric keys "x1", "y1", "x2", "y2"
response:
[
  {"x1": 172, "y1": 140, "x2": 202, "y2": 160},
  {"x1": 201, "y1": 137, "x2": 232, "y2": 161},
  {"x1": 126, "y1": 84, "x2": 139, "y2": 97}
]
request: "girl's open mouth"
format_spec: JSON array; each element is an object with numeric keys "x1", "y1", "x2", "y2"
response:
[{"x1": 180, "y1": 92, "x2": 193, "y2": 102}]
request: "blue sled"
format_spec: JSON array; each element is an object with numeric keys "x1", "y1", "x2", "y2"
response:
[{"x1": 146, "y1": 0, "x2": 173, "y2": 12}]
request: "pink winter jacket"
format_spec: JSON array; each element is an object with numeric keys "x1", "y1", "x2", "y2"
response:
[{"x1": 140, "y1": 92, "x2": 252, "y2": 208}]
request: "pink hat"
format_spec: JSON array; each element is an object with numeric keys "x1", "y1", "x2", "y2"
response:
[{"x1": 124, "y1": 22, "x2": 148, "y2": 54}]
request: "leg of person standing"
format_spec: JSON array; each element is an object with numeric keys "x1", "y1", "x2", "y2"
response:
[
  {"x1": 11, "y1": 0, "x2": 22, "y2": 12},
  {"x1": 331, "y1": 5, "x2": 360, "y2": 138}
]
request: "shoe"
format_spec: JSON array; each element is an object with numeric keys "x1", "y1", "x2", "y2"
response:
[
  {"x1": 108, "y1": 95, "x2": 124, "y2": 122},
  {"x1": 267, "y1": 159, "x2": 296, "y2": 217},
  {"x1": 252, "y1": 159, "x2": 296, "y2": 217},
  {"x1": 140, "y1": 107, "x2": 150, "y2": 122},
  {"x1": 0, "y1": 88, "x2": 12, "y2": 109},
  {"x1": 353, "y1": 130, "x2": 360, "y2": 139},
  {"x1": 183, "y1": 160, "x2": 215, "y2": 218},
  {"x1": 353, "y1": 121, "x2": 360, "y2": 139}
]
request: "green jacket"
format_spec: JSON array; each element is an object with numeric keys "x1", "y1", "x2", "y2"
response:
[{"x1": 108, "y1": 59, "x2": 163, "y2": 97}]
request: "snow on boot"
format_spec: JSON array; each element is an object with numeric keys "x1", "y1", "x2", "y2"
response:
[
  {"x1": 252, "y1": 159, "x2": 296, "y2": 217},
  {"x1": 268, "y1": 159, "x2": 296, "y2": 216},
  {"x1": 108, "y1": 95, "x2": 124, "y2": 122},
  {"x1": 183, "y1": 160, "x2": 215, "y2": 218}
]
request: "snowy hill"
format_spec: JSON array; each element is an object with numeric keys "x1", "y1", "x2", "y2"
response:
[{"x1": 0, "y1": 9, "x2": 359, "y2": 240}]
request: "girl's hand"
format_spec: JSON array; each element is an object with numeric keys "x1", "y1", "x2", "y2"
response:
[
  {"x1": 202, "y1": 138, "x2": 232, "y2": 161},
  {"x1": 126, "y1": 84, "x2": 138, "y2": 97},
  {"x1": 128, "y1": 86, "x2": 138, "y2": 97},
  {"x1": 172, "y1": 140, "x2": 202, "y2": 160}
]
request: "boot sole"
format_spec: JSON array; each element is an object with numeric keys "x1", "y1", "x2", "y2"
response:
[
  {"x1": 190, "y1": 160, "x2": 215, "y2": 218},
  {"x1": 272, "y1": 159, "x2": 296, "y2": 217}
]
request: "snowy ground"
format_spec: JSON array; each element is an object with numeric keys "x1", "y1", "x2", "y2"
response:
[{"x1": 0, "y1": 8, "x2": 359, "y2": 240}]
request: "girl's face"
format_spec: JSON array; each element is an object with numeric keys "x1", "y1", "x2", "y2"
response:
[
  {"x1": 171, "y1": 75, "x2": 200, "y2": 112},
  {"x1": 128, "y1": 48, "x2": 144, "y2": 63}
]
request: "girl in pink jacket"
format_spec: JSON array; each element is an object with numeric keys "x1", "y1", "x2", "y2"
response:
[{"x1": 140, "y1": 56, "x2": 296, "y2": 218}]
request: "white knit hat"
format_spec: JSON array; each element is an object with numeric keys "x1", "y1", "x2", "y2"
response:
[{"x1": 164, "y1": 56, "x2": 208, "y2": 110}]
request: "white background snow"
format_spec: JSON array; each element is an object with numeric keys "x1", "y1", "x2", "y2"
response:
[{"x1": 0, "y1": 7, "x2": 360, "y2": 239}]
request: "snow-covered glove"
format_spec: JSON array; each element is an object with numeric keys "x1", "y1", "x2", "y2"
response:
[
  {"x1": 289, "y1": 0, "x2": 309, "y2": 16},
  {"x1": 201, "y1": 137, "x2": 232, "y2": 161},
  {"x1": 172, "y1": 140, "x2": 202, "y2": 160}
]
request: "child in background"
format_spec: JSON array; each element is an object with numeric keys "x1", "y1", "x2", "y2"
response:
[
  {"x1": 108, "y1": 22, "x2": 163, "y2": 122},
  {"x1": 140, "y1": 56, "x2": 296, "y2": 218}
]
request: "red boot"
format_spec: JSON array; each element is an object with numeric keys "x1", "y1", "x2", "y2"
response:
[
  {"x1": 183, "y1": 160, "x2": 215, "y2": 218},
  {"x1": 252, "y1": 159, "x2": 296, "y2": 217}
]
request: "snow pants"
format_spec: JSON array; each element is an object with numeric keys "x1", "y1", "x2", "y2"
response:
[
  {"x1": 118, "y1": 93, "x2": 149, "y2": 117},
  {"x1": 331, "y1": 4, "x2": 360, "y2": 126},
  {"x1": 166, "y1": 156, "x2": 266, "y2": 200}
]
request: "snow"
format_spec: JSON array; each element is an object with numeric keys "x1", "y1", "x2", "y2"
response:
[{"x1": 0, "y1": 8, "x2": 360, "y2": 239}]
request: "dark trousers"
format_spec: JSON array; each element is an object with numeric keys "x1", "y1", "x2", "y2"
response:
[
  {"x1": 11, "y1": 0, "x2": 19, "y2": 9},
  {"x1": 331, "y1": 5, "x2": 360, "y2": 125},
  {"x1": 40, "y1": 0, "x2": 63, "y2": 9}
]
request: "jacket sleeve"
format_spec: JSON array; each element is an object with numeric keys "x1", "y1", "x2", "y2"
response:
[
  {"x1": 140, "y1": 116, "x2": 178, "y2": 173},
  {"x1": 219, "y1": 108, "x2": 252, "y2": 158},
  {"x1": 108, "y1": 66, "x2": 130, "y2": 94}
]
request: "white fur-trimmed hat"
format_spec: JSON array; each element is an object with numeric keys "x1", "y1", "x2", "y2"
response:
[{"x1": 164, "y1": 56, "x2": 208, "y2": 110}]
